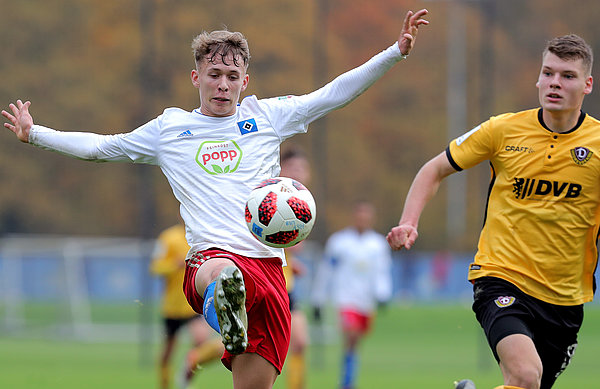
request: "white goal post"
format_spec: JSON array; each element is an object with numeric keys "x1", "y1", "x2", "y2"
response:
[{"x1": 0, "y1": 234, "x2": 156, "y2": 342}]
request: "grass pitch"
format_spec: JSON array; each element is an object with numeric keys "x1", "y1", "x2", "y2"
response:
[{"x1": 1, "y1": 303, "x2": 598, "y2": 388}]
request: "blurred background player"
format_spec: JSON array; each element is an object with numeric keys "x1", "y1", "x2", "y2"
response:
[
  {"x1": 279, "y1": 145, "x2": 311, "y2": 389},
  {"x1": 312, "y1": 200, "x2": 393, "y2": 389},
  {"x1": 387, "y1": 34, "x2": 597, "y2": 389},
  {"x1": 150, "y1": 222, "x2": 223, "y2": 389}
]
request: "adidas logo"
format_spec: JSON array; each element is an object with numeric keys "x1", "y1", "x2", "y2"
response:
[{"x1": 177, "y1": 129, "x2": 194, "y2": 138}]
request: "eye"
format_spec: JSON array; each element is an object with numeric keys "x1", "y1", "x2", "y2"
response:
[{"x1": 564, "y1": 74, "x2": 575, "y2": 79}]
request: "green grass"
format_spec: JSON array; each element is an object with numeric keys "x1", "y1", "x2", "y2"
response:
[{"x1": 1, "y1": 303, "x2": 598, "y2": 388}]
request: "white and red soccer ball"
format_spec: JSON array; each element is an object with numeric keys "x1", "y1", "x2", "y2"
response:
[{"x1": 245, "y1": 177, "x2": 316, "y2": 248}]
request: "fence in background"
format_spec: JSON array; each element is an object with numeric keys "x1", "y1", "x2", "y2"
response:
[{"x1": 1, "y1": 234, "x2": 597, "y2": 342}]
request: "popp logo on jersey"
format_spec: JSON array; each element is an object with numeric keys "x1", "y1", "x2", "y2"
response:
[{"x1": 196, "y1": 140, "x2": 243, "y2": 175}]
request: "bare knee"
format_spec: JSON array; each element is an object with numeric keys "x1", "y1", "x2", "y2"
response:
[
  {"x1": 194, "y1": 258, "x2": 236, "y2": 296},
  {"x1": 497, "y1": 334, "x2": 542, "y2": 389},
  {"x1": 501, "y1": 361, "x2": 542, "y2": 389}
]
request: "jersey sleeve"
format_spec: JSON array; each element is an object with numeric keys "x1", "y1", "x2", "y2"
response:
[
  {"x1": 447, "y1": 118, "x2": 497, "y2": 171},
  {"x1": 29, "y1": 116, "x2": 162, "y2": 165},
  {"x1": 257, "y1": 43, "x2": 406, "y2": 140}
]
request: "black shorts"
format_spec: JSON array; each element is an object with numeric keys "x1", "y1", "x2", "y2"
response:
[
  {"x1": 164, "y1": 316, "x2": 200, "y2": 338},
  {"x1": 472, "y1": 277, "x2": 583, "y2": 389}
]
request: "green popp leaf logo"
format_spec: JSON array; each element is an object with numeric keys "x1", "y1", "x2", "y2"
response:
[{"x1": 196, "y1": 140, "x2": 242, "y2": 175}]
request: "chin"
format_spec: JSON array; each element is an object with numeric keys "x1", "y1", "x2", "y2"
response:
[{"x1": 541, "y1": 102, "x2": 562, "y2": 112}]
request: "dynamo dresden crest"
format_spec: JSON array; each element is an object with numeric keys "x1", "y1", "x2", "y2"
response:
[
  {"x1": 570, "y1": 147, "x2": 593, "y2": 165},
  {"x1": 494, "y1": 296, "x2": 516, "y2": 308}
]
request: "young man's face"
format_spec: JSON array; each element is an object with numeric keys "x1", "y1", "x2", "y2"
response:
[
  {"x1": 191, "y1": 52, "x2": 249, "y2": 117},
  {"x1": 536, "y1": 52, "x2": 593, "y2": 114}
]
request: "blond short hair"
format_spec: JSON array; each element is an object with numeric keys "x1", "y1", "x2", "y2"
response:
[{"x1": 191, "y1": 30, "x2": 250, "y2": 68}]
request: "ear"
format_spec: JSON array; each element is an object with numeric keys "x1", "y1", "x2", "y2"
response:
[
  {"x1": 584, "y1": 75, "x2": 593, "y2": 95},
  {"x1": 191, "y1": 69, "x2": 200, "y2": 88},
  {"x1": 241, "y1": 73, "x2": 249, "y2": 92}
]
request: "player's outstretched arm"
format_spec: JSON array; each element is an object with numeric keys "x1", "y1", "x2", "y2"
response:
[
  {"x1": 387, "y1": 152, "x2": 456, "y2": 250},
  {"x1": 2, "y1": 99, "x2": 33, "y2": 143},
  {"x1": 397, "y1": 9, "x2": 429, "y2": 56}
]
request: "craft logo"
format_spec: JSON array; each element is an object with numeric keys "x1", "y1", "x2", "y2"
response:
[
  {"x1": 196, "y1": 140, "x2": 243, "y2": 175},
  {"x1": 495, "y1": 296, "x2": 515, "y2": 308},
  {"x1": 504, "y1": 145, "x2": 535, "y2": 153},
  {"x1": 512, "y1": 177, "x2": 581, "y2": 200},
  {"x1": 238, "y1": 118, "x2": 258, "y2": 135},
  {"x1": 570, "y1": 147, "x2": 593, "y2": 165}
]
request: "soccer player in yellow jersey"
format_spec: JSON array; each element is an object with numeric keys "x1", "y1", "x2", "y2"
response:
[
  {"x1": 280, "y1": 146, "x2": 311, "y2": 389},
  {"x1": 387, "y1": 34, "x2": 596, "y2": 389},
  {"x1": 150, "y1": 223, "x2": 222, "y2": 388}
]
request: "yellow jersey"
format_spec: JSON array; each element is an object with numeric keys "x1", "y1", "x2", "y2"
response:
[
  {"x1": 448, "y1": 108, "x2": 600, "y2": 305},
  {"x1": 150, "y1": 224, "x2": 197, "y2": 319}
]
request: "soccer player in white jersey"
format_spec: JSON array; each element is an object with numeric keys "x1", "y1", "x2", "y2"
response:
[
  {"x1": 312, "y1": 201, "x2": 393, "y2": 389},
  {"x1": 3, "y1": 9, "x2": 428, "y2": 389}
]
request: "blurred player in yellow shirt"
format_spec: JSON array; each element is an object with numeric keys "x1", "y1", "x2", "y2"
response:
[{"x1": 150, "y1": 222, "x2": 222, "y2": 389}]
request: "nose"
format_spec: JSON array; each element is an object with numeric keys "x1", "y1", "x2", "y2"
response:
[
  {"x1": 549, "y1": 74, "x2": 561, "y2": 89},
  {"x1": 218, "y1": 76, "x2": 229, "y2": 92}
]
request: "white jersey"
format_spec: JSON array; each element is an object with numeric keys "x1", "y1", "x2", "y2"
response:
[
  {"x1": 28, "y1": 43, "x2": 406, "y2": 264},
  {"x1": 311, "y1": 228, "x2": 393, "y2": 314}
]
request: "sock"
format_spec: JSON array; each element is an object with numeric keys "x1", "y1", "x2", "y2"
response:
[
  {"x1": 341, "y1": 351, "x2": 357, "y2": 389},
  {"x1": 287, "y1": 353, "x2": 306, "y2": 389},
  {"x1": 203, "y1": 281, "x2": 220, "y2": 333}
]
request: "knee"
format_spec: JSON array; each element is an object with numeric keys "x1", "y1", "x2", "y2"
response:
[
  {"x1": 503, "y1": 362, "x2": 542, "y2": 389},
  {"x1": 194, "y1": 258, "x2": 236, "y2": 294}
]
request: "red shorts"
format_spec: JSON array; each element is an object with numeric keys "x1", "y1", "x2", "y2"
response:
[
  {"x1": 340, "y1": 309, "x2": 372, "y2": 334},
  {"x1": 183, "y1": 248, "x2": 291, "y2": 373}
]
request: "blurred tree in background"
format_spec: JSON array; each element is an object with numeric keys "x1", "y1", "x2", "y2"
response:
[{"x1": 1, "y1": 0, "x2": 600, "y2": 250}]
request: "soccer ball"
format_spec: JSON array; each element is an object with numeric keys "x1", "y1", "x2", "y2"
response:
[{"x1": 245, "y1": 177, "x2": 316, "y2": 248}]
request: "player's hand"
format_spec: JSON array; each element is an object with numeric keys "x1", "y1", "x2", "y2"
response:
[
  {"x1": 2, "y1": 99, "x2": 33, "y2": 143},
  {"x1": 397, "y1": 9, "x2": 429, "y2": 56},
  {"x1": 386, "y1": 224, "x2": 418, "y2": 250}
]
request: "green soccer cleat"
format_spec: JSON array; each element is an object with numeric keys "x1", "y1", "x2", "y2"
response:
[
  {"x1": 454, "y1": 379, "x2": 476, "y2": 389},
  {"x1": 214, "y1": 266, "x2": 248, "y2": 354}
]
